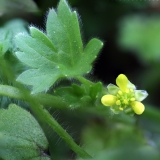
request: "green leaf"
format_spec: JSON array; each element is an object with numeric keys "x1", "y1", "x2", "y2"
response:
[
  {"x1": 47, "y1": 1, "x2": 83, "y2": 64},
  {"x1": 54, "y1": 82, "x2": 103, "y2": 108},
  {"x1": 16, "y1": 68, "x2": 60, "y2": 93},
  {"x1": 0, "y1": 19, "x2": 28, "y2": 55},
  {"x1": 15, "y1": 33, "x2": 61, "y2": 93},
  {"x1": 46, "y1": 1, "x2": 103, "y2": 76},
  {"x1": 89, "y1": 82, "x2": 102, "y2": 100},
  {"x1": 0, "y1": 104, "x2": 50, "y2": 160},
  {"x1": 54, "y1": 85, "x2": 84, "y2": 108},
  {"x1": 15, "y1": 0, "x2": 103, "y2": 93},
  {"x1": 81, "y1": 39, "x2": 103, "y2": 71},
  {"x1": 0, "y1": 0, "x2": 39, "y2": 16}
]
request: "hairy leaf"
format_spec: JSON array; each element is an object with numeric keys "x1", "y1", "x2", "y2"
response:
[
  {"x1": 16, "y1": 0, "x2": 103, "y2": 93},
  {"x1": 0, "y1": 104, "x2": 50, "y2": 160},
  {"x1": 15, "y1": 33, "x2": 61, "y2": 93}
]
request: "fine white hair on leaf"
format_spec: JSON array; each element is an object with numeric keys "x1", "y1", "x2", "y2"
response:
[{"x1": 29, "y1": 25, "x2": 45, "y2": 34}]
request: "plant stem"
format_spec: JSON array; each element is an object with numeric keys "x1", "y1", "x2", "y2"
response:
[
  {"x1": 77, "y1": 76, "x2": 94, "y2": 86},
  {"x1": 0, "y1": 84, "x2": 68, "y2": 109},
  {"x1": 0, "y1": 84, "x2": 92, "y2": 158},
  {"x1": 1, "y1": 77, "x2": 160, "y2": 158},
  {"x1": 31, "y1": 102, "x2": 92, "y2": 159}
]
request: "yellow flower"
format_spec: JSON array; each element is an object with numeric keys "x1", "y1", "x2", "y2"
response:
[{"x1": 101, "y1": 74, "x2": 148, "y2": 115}]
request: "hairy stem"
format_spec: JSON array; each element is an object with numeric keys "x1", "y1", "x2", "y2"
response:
[
  {"x1": 77, "y1": 76, "x2": 94, "y2": 86},
  {"x1": 1, "y1": 76, "x2": 160, "y2": 158},
  {"x1": 29, "y1": 99, "x2": 92, "y2": 159},
  {"x1": 0, "y1": 84, "x2": 68, "y2": 108},
  {"x1": 0, "y1": 84, "x2": 92, "y2": 158}
]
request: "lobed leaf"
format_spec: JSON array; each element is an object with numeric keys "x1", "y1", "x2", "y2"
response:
[
  {"x1": 76, "y1": 38, "x2": 103, "y2": 74},
  {"x1": 16, "y1": 33, "x2": 61, "y2": 93},
  {"x1": 15, "y1": 0, "x2": 103, "y2": 93}
]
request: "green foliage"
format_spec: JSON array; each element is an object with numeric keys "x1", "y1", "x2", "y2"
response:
[
  {"x1": 15, "y1": 0, "x2": 103, "y2": 93},
  {"x1": 0, "y1": 19, "x2": 28, "y2": 56},
  {"x1": 0, "y1": 0, "x2": 160, "y2": 159},
  {"x1": 77, "y1": 116, "x2": 160, "y2": 160},
  {"x1": 0, "y1": 104, "x2": 50, "y2": 160},
  {"x1": 118, "y1": 16, "x2": 160, "y2": 63},
  {"x1": 54, "y1": 82, "x2": 103, "y2": 108},
  {"x1": 0, "y1": 0, "x2": 38, "y2": 15},
  {"x1": 0, "y1": 19, "x2": 27, "y2": 87}
]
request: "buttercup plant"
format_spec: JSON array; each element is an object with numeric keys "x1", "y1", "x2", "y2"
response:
[{"x1": 0, "y1": 0, "x2": 155, "y2": 159}]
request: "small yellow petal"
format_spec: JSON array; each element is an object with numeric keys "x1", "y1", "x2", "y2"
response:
[
  {"x1": 116, "y1": 74, "x2": 128, "y2": 92},
  {"x1": 101, "y1": 95, "x2": 116, "y2": 106},
  {"x1": 131, "y1": 101, "x2": 145, "y2": 115}
]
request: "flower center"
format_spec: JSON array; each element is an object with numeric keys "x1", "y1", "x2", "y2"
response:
[{"x1": 116, "y1": 89, "x2": 135, "y2": 111}]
